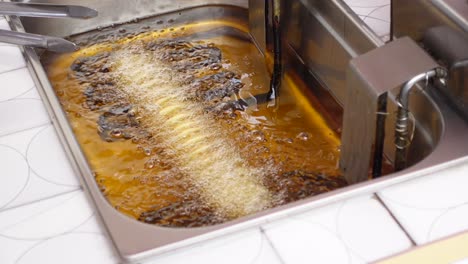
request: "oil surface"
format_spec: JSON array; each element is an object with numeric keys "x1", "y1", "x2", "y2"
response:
[{"x1": 44, "y1": 9, "x2": 346, "y2": 227}]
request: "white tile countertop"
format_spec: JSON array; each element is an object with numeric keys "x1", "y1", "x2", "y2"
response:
[{"x1": 1, "y1": 2, "x2": 468, "y2": 263}]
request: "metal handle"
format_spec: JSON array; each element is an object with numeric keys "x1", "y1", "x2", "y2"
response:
[
  {"x1": 0, "y1": 3, "x2": 97, "y2": 52},
  {"x1": 0, "y1": 2, "x2": 97, "y2": 19},
  {"x1": 394, "y1": 68, "x2": 446, "y2": 171},
  {"x1": 0, "y1": 29, "x2": 77, "y2": 52}
]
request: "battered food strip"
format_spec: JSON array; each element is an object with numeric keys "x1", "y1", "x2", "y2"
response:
[{"x1": 111, "y1": 45, "x2": 272, "y2": 218}]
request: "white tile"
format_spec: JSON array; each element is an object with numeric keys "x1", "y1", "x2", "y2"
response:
[
  {"x1": 0, "y1": 126, "x2": 79, "y2": 210},
  {"x1": 26, "y1": 125, "x2": 80, "y2": 187},
  {"x1": 0, "y1": 236, "x2": 38, "y2": 264},
  {"x1": 0, "y1": 46, "x2": 25, "y2": 73},
  {"x1": 14, "y1": 233, "x2": 118, "y2": 264},
  {"x1": 0, "y1": 126, "x2": 46, "y2": 156},
  {"x1": 264, "y1": 218, "x2": 351, "y2": 264},
  {"x1": 360, "y1": 7, "x2": 391, "y2": 37},
  {"x1": 367, "y1": 3, "x2": 390, "y2": 23},
  {"x1": 146, "y1": 228, "x2": 282, "y2": 264},
  {"x1": 73, "y1": 213, "x2": 107, "y2": 234},
  {"x1": 15, "y1": 85, "x2": 42, "y2": 100},
  {"x1": 380, "y1": 164, "x2": 468, "y2": 209},
  {"x1": 0, "y1": 98, "x2": 50, "y2": 137},
  {"x1": 0, "y1": 191, "x2": 119, "y2": 264},
  {"x1": 349, "y1": 6, "x2": 380, "y2": 17},
  {"x1": 7, "y1": 170, "x2": 79, "y2": 210},
  {"x1": 336, "y1": 196, "x2": 412, "y2": 261},
  {"x1": 0, "y1": 191, "x2": 92, "y2": 240},
  {"x1": 263, "y1": 194, "x2": 412, "y2": 264},
  {"x1": 0, "y1": 42, "x2": 49, "y2": 137},
  {"x1": 345, "y1": 0, "x2": 390, "y2": 8},
  {"x1": 0, "y1": 144, "x2": 29, "y2": 209},
  {"x1": 344, "y1": 0, "x2": 391, "y2": 39},
  {"x1": 429, "y1": 204, "x2": 468, "y2": 242},
  {"x1": 0, "y1": 67, "x2": 35, "y2": 101},
  {"x1": 371, "y1": 202, "x2": 442, "y2": 246},
  {"x1": 378, "y1": 160, "x2": 468, "y2": 244}
]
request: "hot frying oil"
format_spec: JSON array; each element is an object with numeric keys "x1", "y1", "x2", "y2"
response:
[{"x1": 44, "y1": 10, "x2": 346, "y2": 227}]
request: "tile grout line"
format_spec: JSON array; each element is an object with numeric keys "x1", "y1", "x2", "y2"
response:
[
  {"x1": 259, "y1": 226, "x2": 287, "y2": 264},
  {"x1": 0, "y1": 187, "x2": 82, "y2": 214},
  {"x1": 0, "y1": 65, "x2": 27, "y2": 76},
  {"x1": 0, "y1": 122, "x2": 52, "y2": 139},
  {"x1": 375, "y1": 194, "x2": 417, "y2": 246}
]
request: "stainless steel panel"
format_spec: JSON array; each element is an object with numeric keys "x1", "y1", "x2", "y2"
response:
[
  {"x1": 393, "y1": 0, "x2": 468, "y2": 123},
  {"x1": 0, "y1": 2, "x2": 98, "y2": 18},
  {"x1": 270, "y1": 0, "x2": 383, "y2": 105},
  {"x1": 5, "y1": 0, "x2": 468, "y2": 262},
  {"x1": 393, "y1": 0, "x2": 468, "y2": 41},
  {"x1": 423, "y1": 26, "x2": 468, "y2": 121},
  {"x1": 17, "y1": 0, "x2": 248, "y2": 37},
  {"x1": 250, "y1": 0, "x2": 444, "y2": 175},
  {"x1": 340, "y1": 37, "x2": 440, "y2": 183},
  {"x1": 248, "y1": 0, "x2": 266, "y2": 54}
]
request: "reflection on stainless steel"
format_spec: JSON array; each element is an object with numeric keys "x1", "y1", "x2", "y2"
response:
[
  {"x1": 250, "y1": 0, "x2": 383, "y2": 105},
  {"x1": 395, "y1": 69, "x2": 440, "y2": 171},
  {"x1": 340, "y1": 37, "x2": 440, "y2": 184},
  {"x1": 393, "y1": 0, "x2": 468, "y2": 120},
  {"x1": 423, "y1": 26, "x2": 468, "y2": 121},
  {"x1": 393, "y1": 0, "x2": 468, "y2": 41},
  {"x1": 0, "y1": 29, "x2": 77, "y2": 52},
  {"x1": 253, "y1": 0, "x2": 446, "y2": 182},
  {"x1": 0, "y1": 2, "x2": 97, "y2": 19},
  {"x1": 267, "y1": 0, "x2": 282, "y2": 107},
  {"x1": 248, "y1": 0, "x2": 266, "y2": 53},
  {"x1": 17, "y1": 0, "x2": 248, "y2": 37},
  {"x1": 5, "y1": 0, "x2": 468, "y2": 262},
  {"x1": 0, "y1": 2, "x2": 95, "y2": 51}
]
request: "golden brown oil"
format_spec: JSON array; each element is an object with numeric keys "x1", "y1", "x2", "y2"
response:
[{"x1": 44, "y1": 9, "x2": 346, "y2": 227}]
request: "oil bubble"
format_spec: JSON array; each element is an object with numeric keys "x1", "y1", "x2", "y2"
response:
[{"x1": 296, "y1": 132, "x2": 310, "y2": 141}]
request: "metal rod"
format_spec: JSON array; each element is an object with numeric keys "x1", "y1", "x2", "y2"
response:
[
  {"x1": 0, "y1": 2, "x2": 97, "y2": 19},
  {"x1": 267, "y1": 0, "x2": 282, "y2": 107},
  {"x1": 390, "y1": 0, "x2": 394, "y2": 42},
  {"x1": 372, "y1": 93, "x2": 388, "y2": 178},
  {"x1": 394, "y1": 69, "x2": 437, "y2": 171},
  {"x1": 0, "y1": 29, "x2": 77, "y2": 52}
]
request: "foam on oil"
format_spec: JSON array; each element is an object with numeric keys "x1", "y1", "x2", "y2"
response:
[{"x1": 111, "y1": 46, "x2": 272, "y2": 218}]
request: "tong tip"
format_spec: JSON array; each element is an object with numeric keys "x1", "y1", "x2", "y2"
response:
[
  {"x1": 47, "y1": 37, "x2": 78, "y2": 53},
  {"x1": 67, "y1": 6, "x2": 98, "y2": 19}
]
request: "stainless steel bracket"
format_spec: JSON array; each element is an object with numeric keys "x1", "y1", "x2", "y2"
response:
[{"x1": 340, "y1": 37, "x2": 440, "y2": 183}]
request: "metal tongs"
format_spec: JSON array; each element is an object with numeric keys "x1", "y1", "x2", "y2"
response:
[{"x1": 0, "y1": 2, "x2": 98, "y2": 52}]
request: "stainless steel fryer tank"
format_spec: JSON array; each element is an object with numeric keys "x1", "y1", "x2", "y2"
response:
[{"x1": 6, "y1": 0, "x2": 468, "y2": 262}]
